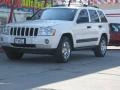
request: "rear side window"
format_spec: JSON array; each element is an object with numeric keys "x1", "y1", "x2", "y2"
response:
[
  {"x1": 89, "y1": 10, "x2": 100, "y2": 23},
  {"x1": 98, "y1": 11, "x2": 108, "y2": 22}
]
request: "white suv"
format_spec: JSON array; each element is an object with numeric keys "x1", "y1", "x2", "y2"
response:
[{"x1": 0, "y1": 6, "x2": 110, "y2": 63}]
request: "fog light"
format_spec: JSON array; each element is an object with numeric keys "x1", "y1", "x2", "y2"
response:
[{"x1": 45, "y1": 39, "x2": 49, "y2": 44}]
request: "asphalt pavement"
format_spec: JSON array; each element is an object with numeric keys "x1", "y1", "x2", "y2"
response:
[{"x1": 0, "y1": 50, "x2": 120, "y2": 90}]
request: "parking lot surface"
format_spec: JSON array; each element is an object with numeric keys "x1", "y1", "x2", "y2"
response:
[{"x1": 0, "y1": 50, "x2": 120, "y2": 90}]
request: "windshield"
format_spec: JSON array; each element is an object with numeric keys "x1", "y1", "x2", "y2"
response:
[
  {"x1": 30, "y1": 9, "x2": 45, "y2": 20},
  {"x1": 32, "y1": 8, "x2": 77, "y2": 21}
]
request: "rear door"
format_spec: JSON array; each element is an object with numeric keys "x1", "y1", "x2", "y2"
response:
[
  {"x1": 87, "y1": 9, "x2": 101, "y2": 45},
  {"x1": 97, "y1": 10, "x2": 108, "y2": 41}
]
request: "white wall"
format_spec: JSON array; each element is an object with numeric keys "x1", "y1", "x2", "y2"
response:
[{"x1": 104, "y1": 9, "x2": 120, "y2": 23}]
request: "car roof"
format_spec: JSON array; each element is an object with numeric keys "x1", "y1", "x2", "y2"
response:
[{"x1": 50, "y1": 6, "x2": 102, "y2": 11}]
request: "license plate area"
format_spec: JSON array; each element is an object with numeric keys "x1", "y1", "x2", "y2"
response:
[{"x1": 14, "y1": 38, "x2": 26, "y2": 44}]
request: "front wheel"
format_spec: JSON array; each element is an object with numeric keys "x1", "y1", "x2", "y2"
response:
[
  {"x1": 4, "y1": 49, "x2": 24, "y2": 60},
  {"x1": 55, "y1": 37, "x2": 72, "y2": 63},
  {"x1": 94, "y1": 36, "x2": 107, "y2": 57}
]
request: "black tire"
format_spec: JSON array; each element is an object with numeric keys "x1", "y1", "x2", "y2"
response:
[
  {"x1": 55, "y1": 37, "x2": 72, "y2": 63},
  {"x1": 4, "y1": 49, "x2": 23, "y2": 60},
  {"x1": 94, "y1": 36, "x2": 107, "y2": 57}
]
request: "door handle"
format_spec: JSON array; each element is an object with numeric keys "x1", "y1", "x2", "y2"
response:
[
  {"x1": 98, "y1": 25, "x2": 102, "y2": 28},
  {"x1": 87, "y1": 26, "x2": 91, "y2": 29}
]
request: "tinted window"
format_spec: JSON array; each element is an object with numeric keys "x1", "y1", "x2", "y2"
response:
[
  {"x1": 76, "y1": 9, "x2": 89, "y2": 23},
  {"x1": 40, "y1": 8, "x2": 77, "y2": 21},
  {"x1": 111, "y1": 25, "x2": 119, "y2": 32},
  {"x1": 89, "y1": 10, "x2": 100, "y2": 22},
  {"x1": 117, "y1": 24, "x2": 120, "y2": 31},
  {"x1": 98, "y1": 11, "x2": 107, "y2": 22},
  {"x1": 110, "y1": 23, "x2": 120, "y2": 32}
]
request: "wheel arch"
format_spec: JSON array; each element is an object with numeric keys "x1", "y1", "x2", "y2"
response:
[
  {"x1": 101, "y1": 33, "x2": 108, "y2": 44},
  {"x1": 59, "y1": 33, "x2": 74, "y2": 50}
]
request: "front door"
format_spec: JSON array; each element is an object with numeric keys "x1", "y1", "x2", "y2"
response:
[
  {"x1": 74, "y1": 9, "x2": 100, "y2": 47},
  {"x1": 74, "y1": 9, "x2": 91, "y2": 47}
]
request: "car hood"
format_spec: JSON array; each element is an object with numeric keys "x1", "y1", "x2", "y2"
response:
[{"x1": 6, "y1": 20, "x2": 72, "y2": 27}]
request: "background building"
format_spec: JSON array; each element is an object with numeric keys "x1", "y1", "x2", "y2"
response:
[{"x1": 90, "y1": 0, "x2": 120, "y2": 9}]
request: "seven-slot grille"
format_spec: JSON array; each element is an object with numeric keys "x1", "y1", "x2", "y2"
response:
[{"x1": 10, "y1": 27, "x2": 38, "y2": 36}]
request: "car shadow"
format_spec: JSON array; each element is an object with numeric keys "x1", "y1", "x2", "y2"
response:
[{"x1": 0, "y1": 50, "x2": 120, "y2": 90}]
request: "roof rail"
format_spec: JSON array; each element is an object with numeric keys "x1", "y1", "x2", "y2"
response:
[
  {"x1": 52, "y1": 5, "x2": 66, "y2": 7},
  {"x1": 90, "y1": 5, "x2": 99, "y2": 8}
]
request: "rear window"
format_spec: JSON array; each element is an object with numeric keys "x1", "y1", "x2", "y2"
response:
[{"x1": 98, "y1": 11, "x2": 108, "y2": 22}]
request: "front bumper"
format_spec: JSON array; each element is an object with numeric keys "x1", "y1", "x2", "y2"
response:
[{"x1": 0, "y1": 35, "x2": 60, "y2": 49}]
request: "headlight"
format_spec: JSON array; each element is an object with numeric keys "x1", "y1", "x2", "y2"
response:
[
  {"x1": 38, "y1": 27, "x2": 56, "y2": 36},
  {"x1": 2, "y1": 26, "x2": 9, "y2": 35}
]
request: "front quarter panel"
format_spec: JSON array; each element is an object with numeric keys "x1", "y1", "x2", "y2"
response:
[{"x1": 54, "y1": 23, "x2": 75, "y2": 48}]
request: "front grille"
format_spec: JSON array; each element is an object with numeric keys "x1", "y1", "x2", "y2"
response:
[{"x1": 10, "y1": 27, "x2": 38, "y2": 36}]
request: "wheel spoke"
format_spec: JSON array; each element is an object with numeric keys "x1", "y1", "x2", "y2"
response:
[
  {"x1": 62, "y1": 42, "x2": 71, "y2": 60},
  {"x1": 101, "y1": 39, "x2": 107, "y2": 54}
]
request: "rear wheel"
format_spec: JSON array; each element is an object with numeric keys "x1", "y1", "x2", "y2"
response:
[
  {"x1": 55, "y1": 37, "x2": 72, "y2": 63},
  {"x1": 4, "y1": 49, "x2": 23, "y2": 60},
  {"x1": 94, "y1": 36, "x2": 107, "y2": 57}
]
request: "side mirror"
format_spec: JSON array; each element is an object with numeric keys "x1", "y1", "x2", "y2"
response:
[{"x1": 26, "y1": 17, "x2": 31, "y2": 20}]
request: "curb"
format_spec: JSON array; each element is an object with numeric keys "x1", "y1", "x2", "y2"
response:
[
  {"x1": 107, "y1": 46, "x2": 120, "y2": 51},
  {"x1": 107, "y1": 49, "x2": 120, "y2": 51}
]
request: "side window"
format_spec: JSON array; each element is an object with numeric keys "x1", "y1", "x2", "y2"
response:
[
  {"x1": 117, "y1": 24, "x2": 120, "y2": 32},
  {"x1": 89, "y1": 10, "x2": 100, "y2": 23},
  {"x1": 98, "y1": 11, "x2": 108, "y2": 22},
  {"x1": 76, "y1": 9, "x2": 89, "y2": 23},
  {"x1": 111, "y1": 24, "x2": 119, "y2": 32},
  {"x1": 112, "y1": 26, "x2": 118, "y2": 32}
]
